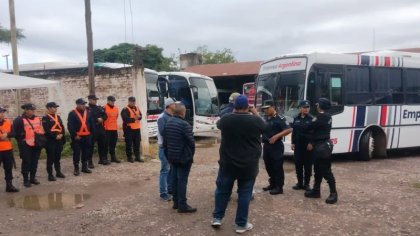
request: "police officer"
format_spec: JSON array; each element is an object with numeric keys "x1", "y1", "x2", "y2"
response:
[
  {"x1": 304, "y1": 98, "x2": 338, "y2": 204},
  {"x1": 261, "y1": 103, "x2": 292, "y2": 195},
  {"x1": 87, "y1": 94, "x2": 108, "y2": 167},
  {"x1": 68, "y1": 98, "x2": 95, "y2": 176},
  {"x1": 104, "y1": 96, "x2": 121, "y2": 163},
  {"x1": 13, "y1": 103, "x2": 44, "y2": 187},
  {"x1": 291, "y1": 100, "x2": 314, "y2": 190},
  {"x1": 42, "y1": 102, "x2": 66, "y2": 181},
  {"x1": 0, "y1": 107, "x2": 19, "y2": 192},
  {"x1": 121, "y1": 96, "x2": 143, "y2": 163}
]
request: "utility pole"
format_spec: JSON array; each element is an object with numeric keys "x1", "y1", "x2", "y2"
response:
[
  {"x1": 133, "y1": 46, "x2": 150, "y2": 156},
  {"x1": 84, "y1": 0, "x2": 95, "y2": 95},
  {"x1": 2, "y1": 54, "x2": 9, "y2": 70},
  {"x1": 9, "y1": 0, "x2": 21, "y2": 114}
]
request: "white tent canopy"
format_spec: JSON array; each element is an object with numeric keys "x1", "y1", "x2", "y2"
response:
[{"x1": 0, "y1": 72, "x2": 59, "y2": 90}]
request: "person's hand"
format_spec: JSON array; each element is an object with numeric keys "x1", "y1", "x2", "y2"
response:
[
  {"x1": 269, "y1": 135, "x2": 279, "y2": 144},
  {"x1": 249, "y1": 106, "x2": 258, "y2": 115},
  {"x1": 97, "y1": 118, "x2": 103, "y2": 123},
  {"x1": 75, "y1": 135, "x2": 81, "y2": 140},
  {"x1": 307, "y1": 143, "x2": 313, "y2": 151},
  {"x1": 56, "y1": 134, "x2": 63, "y2": 140},
  {"x1": 291, "y1": 144, "x2": 295, "y2": 151}
]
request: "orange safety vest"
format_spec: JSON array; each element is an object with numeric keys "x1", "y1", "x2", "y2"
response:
[
  {"x1": 47, "y1": 114, "x2": 63, "y2": 133},
  {"x1": 104, "y1": 104, "x2": 119, "y2": 131},
  {"x1": 0, "y1": 119, "x2": 13, "y2": 151},
  {"x1": 126, "y1": 106, "x2": 141, "y2": 130},
  {"x1": 23, "y1": 116, "x2": 45, "y2": 147},
  {"x1": 74, "y1": 109, "x2": 90, "y2": 136}
]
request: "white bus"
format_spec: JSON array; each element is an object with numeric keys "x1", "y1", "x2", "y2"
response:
[
  {"x1": 157, "y1": 72, "x2": 220, "y2": 135},
  {"x1": 255, "y1": 51, "x2": 420, "y2": 160}
]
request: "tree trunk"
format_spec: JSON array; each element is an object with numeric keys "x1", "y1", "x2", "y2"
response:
[{"x1": 84, "y1": 0, "x2": 95, "y2": 95}]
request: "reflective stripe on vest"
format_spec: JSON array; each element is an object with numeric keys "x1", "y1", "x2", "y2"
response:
[
  {"x1": 126, "y1": 106, "x2": 141, "y2": 129},
  {"x1": 47, "y1": 114, "x2": 63, "y2": 133},
  {"x1": 104, "y1": 104, "x2": 119, "y2": 131},
  {"x1": 0, "y1": 119, "x2": 13, "y2": 151},
  {"x1": 74, "y1": 109, "x2": 90, "y2": 136},
  {"x1": 23, "y1": 117, "x2": 44, "y2": 147}
]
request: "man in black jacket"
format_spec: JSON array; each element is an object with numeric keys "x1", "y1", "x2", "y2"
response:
[
  {"x1": 212, "y1": 95, "x2": 266, "y2": 233},
  {"x1": 87, "y1": 94, "x2": 108, "y2": 167},
  {"x1": 121, "y1": 97, "x2": 143, "y2": 163},
  {"x1": 68, "y1": 98, "x2": 95, "y2": 176},
  {"x1": 163, "y1": 103, "x2": 196, "y2": 213},
  {"x1": 42, "y1": 102, "x2": 66, "y2": 181}
]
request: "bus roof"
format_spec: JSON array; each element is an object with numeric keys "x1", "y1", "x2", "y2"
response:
[
  {"x1": 261, "y1": 51, "x2": 420, "y2": 70},
  {"x1": 158, "y1": 71, "x2": 214, "y2": 81}
]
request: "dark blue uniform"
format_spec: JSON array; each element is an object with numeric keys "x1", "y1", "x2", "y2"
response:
[
  {"x1": 262, "y1": 114, "x2": 290, "y2": 192},
  {"x1": 291, "y1": 113, "x2": 314, "y2": 189},
  {"x1": 87, "y1": 104, "x2": 108, "y2": 166}
]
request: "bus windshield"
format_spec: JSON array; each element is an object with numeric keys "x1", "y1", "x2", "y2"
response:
[
  {"x1": 256, "y1": 71, "x2": 305, "y2": 119},
  {"x1": 189, "y1": 77, "x2": 219, "y2": 116},
  {"x1": 145, "y1": 72, "x2": 163, "y2": 115}
]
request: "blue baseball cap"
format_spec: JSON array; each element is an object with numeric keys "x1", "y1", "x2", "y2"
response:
[
  {"x1": 234, "y1": 95, "x2": 249, "y2": 109},
  {"x1": 299, "y1": 100, "x2": 310, "y2": 108},
  {"x1": 317, "y1": 98, "x2": 331, "y2": 110}
]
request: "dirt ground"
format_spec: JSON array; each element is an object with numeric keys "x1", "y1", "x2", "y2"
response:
[{"x1": 0, "y1": 138, "x2": 419, "y2": 236}]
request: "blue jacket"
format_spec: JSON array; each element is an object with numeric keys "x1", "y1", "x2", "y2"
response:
[
  {"x1": 219, "y1": 103, "x2": 234, "y2": 117},
  {"x1": 163, "y1": 116, "x2": 195, "y2": 164}
]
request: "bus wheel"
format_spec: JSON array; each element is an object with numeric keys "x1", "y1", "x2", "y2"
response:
[{"x1": 359, "y1": 131, "x2": 374, "y2": 161}]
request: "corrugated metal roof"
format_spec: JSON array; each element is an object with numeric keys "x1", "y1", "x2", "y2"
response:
[{"x1": 183, "y1": 61, "x2": 262, "y2": 77}]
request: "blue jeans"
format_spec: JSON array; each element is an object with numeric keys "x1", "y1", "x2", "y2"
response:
[
  {"x1": 213, "y1": 166, "x2": 256, "y2": 227},
  {"x1": 159, "y1": 147, "x2": 172, "y2": 198},
  {"x1": 171, "y1": 162, "x2": 192, "y2": 209}
]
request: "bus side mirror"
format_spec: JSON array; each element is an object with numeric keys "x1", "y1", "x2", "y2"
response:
[
  {"x1": 190, "y1": 85, "x2": 199, "y2": 100},
  {"x1": 157, "y1": 76, "x2": 169, "y2": 97}
]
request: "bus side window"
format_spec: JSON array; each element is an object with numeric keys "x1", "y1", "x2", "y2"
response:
[
  {"x1": 306, "y1": 72, "x2": 316, "y2": 105},
  {"x1": 330, "y1": 75, "x2": 343, "y2": 106}
]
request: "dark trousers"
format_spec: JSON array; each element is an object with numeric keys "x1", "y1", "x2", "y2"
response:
[
  {"x1": 0, "y1": 150, "x2": 14, "y2": 181},
  {"x1": 45, "y1": 139, "x2": 63, "y2": 175},
  {"x1": 89, "y1": 130, "x2": 107, "y2": 162},
  {"x1": 314, "y1": 158, "x2": 336, "y2": 192},
  {"x1": 263, "y1": 144, "x2": 284, "y2": 188},
  {"x1": 294, "y1": 145, "x2": 314, "y2": 186},
  {"x1": 171, "y1": 162, "x2": 192, "y2": 209},
  {"x1": 72, "y1": 136, "x2": 91, "y2": 167},
  {"x1": 18, "y1": 141, "x2": 41, "y2": 178},
  {"x1": 105, "y1": 130, "x2": 118, "y2": 157},
  {"x1": 124, "y1": 128, "x2": 141, "y2": 158},
  {"x1": 213, "y1": 166, "x2": 255, "y2": 227}
]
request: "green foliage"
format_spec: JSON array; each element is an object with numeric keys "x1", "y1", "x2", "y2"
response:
[
  {"x1": 94, "y1": 43, "x2": 177, "y2": 71},
  {"x1": 0, "y1": 24, "x2": 25, "y2": 44},
  {"x1": 195, "y1": 45, "x2": 236, "y2": 64}
]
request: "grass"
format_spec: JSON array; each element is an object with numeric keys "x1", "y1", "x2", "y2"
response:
[{"x1": 412, "y1": 182, "x2": 420, "y2": 189}]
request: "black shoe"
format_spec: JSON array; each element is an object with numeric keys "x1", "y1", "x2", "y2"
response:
[
  {"x1": 30, "y1": 178, "x2": 40, "y2": 185},
  {"x1": 98, "y1": 160, "x2": 106, "y2": 165},
  {"x1": 74, "y1": 168, "x2": 80, "y2": 176},
  {"x1": 135, "y1": 157, "x2": 144, "y2": 163},
  {"x1": 104, "y1": 160, "x2": 111, "y2": 165},
  {"x1": 111, "y1": 157, "x2": 121, "y2": 163},
  {"x1": 88, "y1": 161, "x2": 95, "y2": 169},
  {"x1": 304, "y1": 185, "x2": 311, "y2": 191},
  {"x1": 325, "y1": 193, "x2": 338, "y2": 204},
  {"x1": 5, "y1": 181, "x2": 19, "y2": 192},
  {"x1": 304, "y1": 189, "x2": 321, "y2": 198},
  {"x1": 81, "y1": 167, "x2": 92, "y2": 174},
  {"x1": 177, "y1": 205, "x2": 197, "y2": 213},
  {"x1": 127, "y1": 157, "x2": 134, "y2": 163},
  {"x1": 269, "y1": 186, "x2": 283, "y2": 195},
  {"x1": 172, "y1": 204, "x2": 178, "y2": 210},
  {"x1": 262, "y1": 185, "x2": 274, "y2": 191},
  {"x1": 56, "y1": 172, "x2": 66, "y2": 178},
  {"x1": 292, "y1": 183, "x2": 305, "y2": 190},
  {"x1": 24, "y1": 180, "x2": 31, "y2": 188},
  {"x1": 48, "y1": 175, "x2": 57, "y2": 182}
]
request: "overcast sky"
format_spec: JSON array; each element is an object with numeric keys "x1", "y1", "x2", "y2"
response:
[{"x1": 0, "y1": 0, "x2": 420, "y2": 69}]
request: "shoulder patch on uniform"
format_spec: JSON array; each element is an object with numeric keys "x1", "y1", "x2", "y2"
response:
[
  {"x1": 312, "y1": 117, "x2": 317, "y2": 122},
  {"x1": 278, "y1": 115, "x2": 286, "y2": 119}
]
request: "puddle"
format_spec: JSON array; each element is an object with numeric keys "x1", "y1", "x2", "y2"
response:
[{"x1": 7, "y1": 193, "x2": 91, "y2": 211}]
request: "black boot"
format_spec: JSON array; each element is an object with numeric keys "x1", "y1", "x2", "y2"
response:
[
  {"x1": 177, "y1": 204, "x2": 197, "y2": 213},
  {"x1": 269, "y1": 186, "x2": 283, "y2": 195},
  {"x1": 6, "y1": 181, "x2": 19, "y2": 192},
  {"x1": 326, "y1": 181, "x2": 338, "y2": 204},
  {"x1": 305, "y1": 181, "x2": 321, "y2": 198},
  {"x1": 262, "y1": 184, "x2": 274, "y2": 191},
  {"x1": 127, "y1": 156, "x2": 134, "y2": 163},
  {"x1": 48, "y1": 174, "x2": 57, "y2": 181},
  {"x1": 56, "y1": 170, "x2": 66, "y2": 178},
  {"x1": 30, "y1": 174, "x2": 40, "y2": 185},
  {"x1": 111, "y1": 154, "x2": 121, "y2": 163},
  {"x1": 135, "y1": 156, "x2": 144, "y2": 163},
  {"x1": 23, "y1": 173, "x2": 31, "y2": 187},
  {"x1": 88, "y1": 160, "x2": 95, "y2": 169},
  {"x1": 74, "y1": 165, "x2": 80, "y2": 176},
  {"x1": 82, "y1": 163, "x2": 92, "y2": 173},
  {"x1": 292, "y1": 182, "x2": 304, "y2": 190}
]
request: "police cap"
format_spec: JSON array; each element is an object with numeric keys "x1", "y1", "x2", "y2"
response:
[
  {"x1": 21, "y1": 103, "x2": 36, "y2": 110},
  {"x1": 107, "y1": 96, "x2": 116, "y2": 101},
  {"x1": 298, "y1": 100, "x2": 310, "y2": 108},
  {"x1": 316, "y1": 98, "x2": 331, "y2": 110},
  {"x1": 76, "y1": 98, "x2": 87, "y2": 105},
  {"x1": 46, "y1": 102, "x2": 59, "y2": 108}
]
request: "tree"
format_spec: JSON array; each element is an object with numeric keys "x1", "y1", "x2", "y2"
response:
[
  {"x1": 195, "y1": 45, "x2": 236, "y2": 64},
  {"x1": 0, "y1": 24, "x2": 25, "y2": 44},
  {"x1": 94, "y1": 43, "x2": 176, "y2": 71}
]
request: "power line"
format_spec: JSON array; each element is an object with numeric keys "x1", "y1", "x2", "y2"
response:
[
  {"x1": 123, "y1": 0, "x2": 127, "y2": 42},
  {"x1": 129, "y1": 0, "x2": 134, "y2": 43}
]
